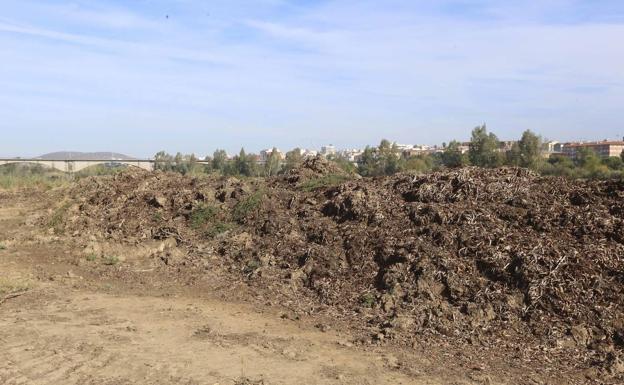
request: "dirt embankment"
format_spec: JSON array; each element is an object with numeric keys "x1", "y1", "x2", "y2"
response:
[{"x1": 48, "y1": 156, "x2": 624, "y2": 381}]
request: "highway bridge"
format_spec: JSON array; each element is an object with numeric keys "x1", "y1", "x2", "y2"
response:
[{"x1": 0, "y1": 158, "x2": 211, "y2": 173}]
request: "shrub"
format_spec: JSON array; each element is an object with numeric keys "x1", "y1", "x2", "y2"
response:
[
  {"x1": 243, "y1": 259, "x2": 262, "y2": 275},
  {"x1": 205, "y1": 221, "x2": 235, "y2": 237},
  {"x1": 360, "y1": 293, "x2": 376, "y2": 308},
  {"x1": 48, "y1": 202, "x2": 71, "y2": 234},
  {"x1": 102, "y1": 255, "x2": 119, "y2": 265},
  {"x1": 190, "y1": 204, "x2": 218, "y2": 229},
  {"x1": 232, "y1": 190, "x2": 264, "y2": 223},
  {"x1": 299, "y1": 174, "x2": 350, "y2": 192}
]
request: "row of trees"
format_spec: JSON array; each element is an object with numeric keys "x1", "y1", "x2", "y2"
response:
[
  {"x1": 440, "y1": 125, "x2": 543, "y2": 169},
  {"x1": 358, "y1": 125, "x2": 624, "y2": 179},
  {"x1": 153, "y1": 147, "x2": 305, "y2": 177},
  {"x1": 153, "y1": 124, "x2": 624, "y2": 179}
]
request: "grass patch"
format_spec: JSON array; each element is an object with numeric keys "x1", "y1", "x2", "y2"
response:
[
  {"x1": 190, "y1": 204, "x2": 218, "y2": 229},
  {"x1": 360, "y1": 293, "x2": 376, "y2": 308},
  {"x1": 299, "y1": 174, "x2": 350, "y2": 192},
  {"x1": 205, "y1": 221, "x2": 236, "y2": 237},
  {"x1": 243, "y1": 259, "x2": 262, "y2": 275},
  {"x1": 232, "y1": 190, "x2": 264, "y2": 223},
  {"x1": 48, "y1": 202, "x2": 71, "y2": 234},
  {"x1": 0, "y1": 173, "x2": 69, "y2": 190},
  {"x1": 102, "y1": 255, "x2": 119, "y2": 266},
  {"x1": 0, "y1": 244, "x2": 6, "y2": 251},
  {"x1": 152, "y1": 211, "x2": 164, "y2": 222},
  {"x1": 85, "y1": 253, "x2": 98, "y2": 262},
  {"x1": 0, "y1": 276, "x2": 32, "y2": 296}
]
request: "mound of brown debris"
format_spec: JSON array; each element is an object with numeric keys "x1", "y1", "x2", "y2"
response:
[
  {"x1": 284, "y1": 155, "x2": 350, "y2": 185},
  {"x1": 53, "y1": 163, "x2": 624, "y2": 379}
]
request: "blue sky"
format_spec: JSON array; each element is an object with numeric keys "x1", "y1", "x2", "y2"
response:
[{"x1": 1, "y1": 0, "x2": 623, "y2": 157}]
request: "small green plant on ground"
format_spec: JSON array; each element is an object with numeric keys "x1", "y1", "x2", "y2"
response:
[
  {"x1": 190, "y1": 204, "x2": 218, "y2": 229},
  {"x1": 243, "y1": 259, "x2": 262, "y2": 276},
  {"x1": 102, "y1": 255, "x2": 119, "y2": 266},
  {"x1": 205, "y1": 221, "x2": 235, "y2": 237},
  {"x1": 85, "y1": 253, "x2": 97, "y2": 262},
  {"x1": 152, "y1": 211, "x2": 163, "y2": 222},
  {"x1": 48, "y1": 201, "x2": 71, "y2": 234},
  {"x1": 0, "y1": 244, "x2": 6, "y2": 250},
  {"x1": 232, "y1": 190, "x2": 264, "y2": 223},
  {"x1": 360, "y1": 292, "x2": 376, "y2": 308},
  {"x1": 299, "y1": 174, "x2": 351, "y2": 192}
]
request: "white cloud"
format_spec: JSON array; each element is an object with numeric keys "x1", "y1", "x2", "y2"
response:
[{"x1": 1, "y1": 0, "x2": 623, "y2": 156}]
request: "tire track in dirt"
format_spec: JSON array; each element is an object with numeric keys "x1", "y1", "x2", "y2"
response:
[{"x1": 0, "y1": 286, "x2": 440, "y2": 385}]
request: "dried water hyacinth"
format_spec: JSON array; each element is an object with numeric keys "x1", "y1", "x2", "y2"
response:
[{"x1": 51, "y1": 163, "x2": 624, "y2": 376}]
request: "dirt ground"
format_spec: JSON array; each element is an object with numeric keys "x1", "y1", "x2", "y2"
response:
[{"x1": 0, "y1": 193, "x2": 479, "y2": 385}]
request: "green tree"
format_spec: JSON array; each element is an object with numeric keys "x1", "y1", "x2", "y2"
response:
[
  {"x1": 173, "y1": 152, "x2": 188, "y2": 174},
  {"x1": 232, "y1": 148, "x2": 257, "y2": 177},
  {"x1": 603, "y1": 156, "x2": 623, "y2": 171},
  {"x1": 576, "y1": 147, "x2": 609, "y2": 178},
  {"x1": 621, "y1": 149, "x2": 624, "y2": 163},
  {"x1": 212, "y1": 149, "x2": 228, "y2": 174},
  {"x1": 358, "y1": 146, "x2": 379, "y2": 177},
  {"x1": 187, "y1": 153, "x2": 201, "y2": 175},
  {"x1": 378, "y1": 139, "x2": 403, "y2": 175},
  {"x1": 506, "y1": 143, "x2": 522, "y2": 166},
  {"x1": 202, "y1": 155, "x2": 213, "y2": 173},
  {"x1": 264, "y1": 147, "x2": 282, "y2": 176},
  {"x1": 329, "y1": 154, "x2": 357, "y2": 174},
  {"x1": 284, "y1": 148, "x2": 303, "y2": 172},
  {"x1": 441, "y1": 140, "x2": 467, "y2": 168},
  {"x1": 404, "y1": 154, "x2": 437, "y2": 173},
  {"x1": 576, "y1": 147, "x2": 600, "y2": 169},
  {"x1": 357, "y1": 139, "x2": 405, "y2": 176},
  {"x1": 468, "y1": 124, "x2": 503, "y2": 167},
  {"x1": 154, "y1": 151, "x2": 173, "y2": 171},
  {"x1": 516, "y1": 130, "x2": 542, "y2": 168}
]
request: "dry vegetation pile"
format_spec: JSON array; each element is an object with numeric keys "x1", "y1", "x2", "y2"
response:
[{"x1": 52, "y1": 157, "x2": 624, "y2": 378}]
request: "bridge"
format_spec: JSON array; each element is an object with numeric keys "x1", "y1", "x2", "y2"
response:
[
  {"x1": 0, "y1": 158, "x2": 266, "y2": 173},
  {"x1": 0, "y1": 158, "x2": 162, "y2": 173}
]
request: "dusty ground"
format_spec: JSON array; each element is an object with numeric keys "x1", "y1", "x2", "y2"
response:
[{"x1": 0, "y1": 192, "x2": 487, "y2": 385}]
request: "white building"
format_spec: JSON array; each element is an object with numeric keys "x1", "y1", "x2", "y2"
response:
[
  {"x1": 393, "y1": 143, "x2": 416, "y2": 152},
  {"x1": 338, "y1": 149, "x2": 364, "y2": 162},
  {"x1": 320, "y1": 145, "x2": 336, "y2": 156},
  {"x1": 301, "y1": 149, "x2": 319, "y2": 158},
  {"x1": 260, "y1": 148, "x2": 285, "y2": 161},
  {"x1": 543, "y1": 141, "x2": 563, "y2": 153}
]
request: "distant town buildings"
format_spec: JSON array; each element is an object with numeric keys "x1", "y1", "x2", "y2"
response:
[
  {"x1": 562, "y1": 140, "x2": 624, "y2": 159},
  {"x1": 302, "y1": 149, "x2": 318, "y2": 158},
  {"x1": 337, "y1": 148, "x2": 363, "y2": 162},
  {"x1": 207, "y1": 136, "x2": 624, "y2": 166},
  {"x1": 499, "y1": 141, "x2": 516, "y2": 152},
  {"x1": 457, "y1": 143, "x2": 470, "y2": 154},
  {"x1": 543, "y1": 141, "x2": 563, "y2": 154},
  {"x1": 400, "y1": 144, "x2": 445, "y2": 157},
  {"x1": 320, "y1": 145, "x2": 336, "y2": 157},
  {"x1": 260, "y1": 148, "x2": 285, "y2": 161}
]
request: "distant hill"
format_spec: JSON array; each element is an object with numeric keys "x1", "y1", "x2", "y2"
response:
[{"x1": 37, "y1": 152, "x2": 136, "y2": 160}]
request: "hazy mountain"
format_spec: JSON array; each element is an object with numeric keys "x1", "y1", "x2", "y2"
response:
[{"x1": 37, "y1": 152, "x2": 136, "y2": 160}]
